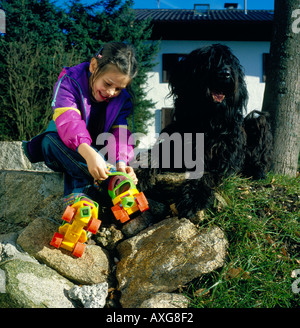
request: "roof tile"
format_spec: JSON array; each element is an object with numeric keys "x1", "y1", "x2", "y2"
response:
[{"x1": 134, "y1": 9, "x2": 274, "y2": 23}]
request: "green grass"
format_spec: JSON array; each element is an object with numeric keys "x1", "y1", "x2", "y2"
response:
[{"x1": 185, "y1": 173, "x2": 300, "y2": 308}]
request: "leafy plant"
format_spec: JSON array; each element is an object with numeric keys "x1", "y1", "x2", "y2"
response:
[
  {"x1": 0, "y1": 37, "x2": 84, "y2": 139},
  {"x1": 0, "y1": 0, "x2": 159, "y2": 140}
]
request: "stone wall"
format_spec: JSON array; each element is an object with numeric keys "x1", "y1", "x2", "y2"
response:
[
  {"x1": 0, "y1": 141, "x2": 228, "y2": 308},
  {"x1": 0, "y1": 141, "x2": 52, "y2": 172},
  {"x1": 0, "y1": 142, "x2": 63, "y2": 233}
]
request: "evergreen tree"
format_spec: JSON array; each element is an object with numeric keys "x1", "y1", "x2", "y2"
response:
[
  {"x1": 0, "y1": 0, "x2": 71, "y2": 139},
  {"x1": 0, "y1": 0, "x2": 158, "y2": 140}
]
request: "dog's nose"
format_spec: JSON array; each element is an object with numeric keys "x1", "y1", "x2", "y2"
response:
[{"x1": 219, "y1": 69, "x2": 231, "y2": 79}]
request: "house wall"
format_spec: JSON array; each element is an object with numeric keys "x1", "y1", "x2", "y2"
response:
[{"x1": 137, "y1": 40, "x2": 271, "y2": 149}]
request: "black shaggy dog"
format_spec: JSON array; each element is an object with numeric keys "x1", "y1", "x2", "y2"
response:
[{"x1": 136, "y1": 44, "x2": 272, "y2": 218}]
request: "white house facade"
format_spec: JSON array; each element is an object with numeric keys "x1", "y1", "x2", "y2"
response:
[{"x1": 134, "y1": 7, "x2": 274, "y2": 149}]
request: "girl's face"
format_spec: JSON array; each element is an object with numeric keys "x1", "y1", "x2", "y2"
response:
[{"x1": 89, "y1": 60, "x2": 131, "y2": 103}]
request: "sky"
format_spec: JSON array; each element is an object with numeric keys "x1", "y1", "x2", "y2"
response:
[{"x1": 132, "y1": 0, "x2": 274, "y2": 10}]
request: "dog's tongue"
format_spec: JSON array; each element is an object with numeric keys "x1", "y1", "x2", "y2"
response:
[{"x1": 212, "y1": 91, "x2": 225, "y2": 103}]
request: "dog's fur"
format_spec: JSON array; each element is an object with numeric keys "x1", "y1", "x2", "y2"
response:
[{"x1": 136, "y1": 44, "x2": 273, "y2": 218}]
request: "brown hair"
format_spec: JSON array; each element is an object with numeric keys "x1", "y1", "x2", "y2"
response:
[{"x1": 90, "y1": 42, "x2": 138, "y2": 88}]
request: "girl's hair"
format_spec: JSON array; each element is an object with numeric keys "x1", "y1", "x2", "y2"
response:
[{"x1": 91, "y1": 42, "x2": 138, "y2": 86}]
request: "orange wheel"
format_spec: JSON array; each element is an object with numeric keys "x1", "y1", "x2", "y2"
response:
[
  {"x1": 50, "y1": 232, "x2": 64, "y2": 248},
  {"x1": 62, "y1": 205, "x2": 76, "y2": 223},
  {"x1": 87, "y1": 217, "x2": 101, "y2": 234},
  {"x1": 135, "y1": 192, "x2": 149, "y2": 212},
  {"x1": 72, "y1": 242, "x2": 86, "y2": 258},
  {"x1": 111, "y1": 204, "x2": 130, "y2": 223}
]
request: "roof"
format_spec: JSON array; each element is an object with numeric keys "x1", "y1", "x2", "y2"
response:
[
  {"x1": 134, "y1": 9, "x2": 274, "y2": 23},
  {"x1": 134, "y1": 9, "x2": 274, "y2": 41}
]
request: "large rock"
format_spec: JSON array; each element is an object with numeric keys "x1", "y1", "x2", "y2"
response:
[
  {"x1": 68, "y1": 283, "x2": 108, "y2": 308},
  {"x1": 0, "y1": 232, "x2": 38, "y2": 265},
  {"x1": 139, "y1": 292, "x2": 189, "y2": 308},
  {"x1": 17, "y1": 218, "x2": 111, "y2": 285},
  {"x1": 121, "y1": 211, "x2": 156, "y2": 239},
  {"x1": 116, "y1": 217, "x2": 228, "y2": 308},
  {"x1": 0, "y1": 170, "x2": 63, "y2": 233},
  {"x1": 0, "y1": 232, "x2": 74, "y2": 308},
  {"x1": 0, "y1": 141, "x2": 63, "y2": 233},
  {"x1": 0, "y1": 141, "x2": 51, "y2": 171},
  {"x1": 0, "y1": 259, "x2": 74, "y2": 308}
]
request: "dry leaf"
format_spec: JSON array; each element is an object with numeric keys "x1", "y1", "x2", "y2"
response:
[
  {"x1": 194, "y1": 288, "x2": 210, "y2": 298},
  {"x1": 265, "y1": 234, "x2": 275, "y2": 246},
  {"x1": 225, "y1": 267, "x2": 250, "y2": 280},
  {"x1": 280, "y1": 247, "x2": 289, "y2": 258}
]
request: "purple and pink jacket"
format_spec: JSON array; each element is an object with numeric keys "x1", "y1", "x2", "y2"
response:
[{"x1": 23, "y1": 62, "x2": 134, "y2": 165}]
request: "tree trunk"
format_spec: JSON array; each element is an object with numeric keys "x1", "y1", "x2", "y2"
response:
[{"x1": 262, "y1": 0, "x2": 300, "y2": 177}]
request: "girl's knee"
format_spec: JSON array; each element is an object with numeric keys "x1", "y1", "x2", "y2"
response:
[
  {"x1": 41, "y1": 134, "x2": 51, "y2": 152},
  {"x1": 41, "y1": 133, "x2": 59, "y2": 153},
  {"x1": 41, "y1": 133, "x2": 62, "y2": 171}
]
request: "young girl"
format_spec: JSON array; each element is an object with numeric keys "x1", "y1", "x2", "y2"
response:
[{"x1": 23, "y1": 42, "x2": 138, "y2": 206}]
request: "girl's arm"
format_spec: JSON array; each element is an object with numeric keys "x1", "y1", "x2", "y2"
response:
[
  {"x1": 108, "y1": 98, "x2": 137, "y2": 183},
  {"x1": 107, "y1": 98, "x2": 135, "y2": 164},
  {"x1": 52, "y1": 75, "x2": 92, "y2": 151},
  {"x1": 53, "y1": 73, "x2": 111, "y2": 181}
]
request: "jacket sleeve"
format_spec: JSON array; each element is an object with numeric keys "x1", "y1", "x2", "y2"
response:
[
  {"x1": 106, "y1": 98, "x2": 135, "y2": 165},
  {"x1": 52, "y1": 74, "x2": 92, "y2": 151}
]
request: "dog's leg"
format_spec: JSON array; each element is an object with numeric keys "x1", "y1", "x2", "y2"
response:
[{"x1": 175, "y1": 174, "x2": 215, "y2": 219}]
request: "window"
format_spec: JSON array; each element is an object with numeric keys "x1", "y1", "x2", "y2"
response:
[
  {"x1": 155, "y1": 108, "x2": 175, "y2": 133},
  {"x1": 161, "y1": 107, "x2": 174, "y2": 130},
  {"x1": 162, "y1": 54, "x2": 186, "y2": 83},
  {"x1": 262, "y1": 53, "x2": 270, "y2": 82}
]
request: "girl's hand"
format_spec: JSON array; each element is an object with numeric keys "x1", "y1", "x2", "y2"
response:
[
  {"x1": 78, "y1": 143, "x2": 110, "y2": 181},
  {"x1": 116, "y1": 162, "x2": 138, "y2": 185},
  {"x1": 87, "y1": 152, "x2": 110, "y2": 181}
]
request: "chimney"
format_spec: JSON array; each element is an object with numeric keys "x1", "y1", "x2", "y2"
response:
[
  {"x1": 224, "y1": 3, "x2": 238, "y2": 9},
  {"x1": 244, "y1": 0, "x2": 248, "y2": 15},
  {"x1": 194, "y1": 4, "x2": 210, "y2": 16}
]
